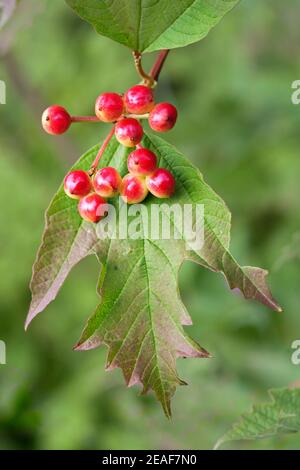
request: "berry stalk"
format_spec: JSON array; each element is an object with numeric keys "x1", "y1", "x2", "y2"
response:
[
  {"x1": 125, "y1": 113, "x2": 149, "y2": 120},
  {"x1": 71, "y1": 116, "x2": 100, "y2": 123},
  {"x1": 132, "y1": 51, "x2": 155, "y2": 87},
  {"x1": 89, "y1": 125, "x2": 115, "y2": 175},
  {"x1": 72, "y1": 114, "x2": 149, "y2": 122}
]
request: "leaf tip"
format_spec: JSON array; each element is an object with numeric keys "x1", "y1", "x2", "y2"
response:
[
  {"x1": 201, "y1": 347, "x2": 213, "y2": 359},
  {"x1": 73, "y1": 334, "x2": 101, "y2": 351},
  {"x1": 213, "y1": 438, "x2": 224, "y2": 450},
  {"x1": 73, "y1": 342, "x2": 82, "y2": 351},
  {"x1": 163, "y1": 401, "x2": 172, "y2": 420},
  {"x1": 24, "y1": 312, "x2": 33, "y2": 331},
  {"x1": 225, "y1": 264, "x2": 283, "y2": 313}
]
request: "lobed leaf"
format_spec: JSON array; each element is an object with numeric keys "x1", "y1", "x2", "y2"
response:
[{"x1": 27, "y1": 132, "x2": 281, "y2": 415}]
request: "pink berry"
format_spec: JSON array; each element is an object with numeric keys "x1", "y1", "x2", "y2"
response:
[
  {"x1": 95, "y1": 92, "x2": 124, "y2": 122},
  {"x1": 78, "y1": 193, "x2": 107, "y2": 223},
  {"x1": 146, "y1": 168, "x2": 175, "y2": 198},
  {"x1": 42, "y1": 105, "x2": 71, "y2": 135},
  {"x1": 64, "y1": 170, "x2": 92, "y2": 199},
  {"x1": 121, "y1": 174, "x2": 148, "y2": 204},
  {"x1": 124, "y1": 85, "x2": 154, "y2": 115},
  {"x1": 148, "y1": 102, "x2": 177, "y2": 132},
  {"x1": 115, "y1": 118, "x2": 143, "y2": 147},
  {"x1": 127, "y1": 148, "x2": 157, "y2": 177},
  {"x1": 93, "y1": 166, "x2": 122, "y2": 198}
]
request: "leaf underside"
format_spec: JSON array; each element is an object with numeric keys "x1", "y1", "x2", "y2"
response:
[
  {"x1": 65, "y1": 0, "x2": 240, "y2": 53},
  {"x1": 27, "y1": 133, "x2": 281, "y2": 416},
  {"x1": 215, "y1": 388, "x2": 300, "y2": 449}
]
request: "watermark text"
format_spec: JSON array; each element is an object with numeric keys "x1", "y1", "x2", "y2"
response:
[
  {"x1": 0, "y1": 80, "x2": 6, "y2": 104},
  {"x1": 291, "y1": 339, "x2": 300, "y2": 365},
  {"x1": 94, "y1": 198, "x2": 204, "y2": 251},
  {"x1": 0, "y1": 340, "x2": 6, "y2": 364}
]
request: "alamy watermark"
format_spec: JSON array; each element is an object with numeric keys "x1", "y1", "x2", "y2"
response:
[
  {"x1": 291, "y1": 80, "x2": 300, "y2": 105},
  {"x1": 0, "y1": 80, "x2": 6, "y2": 104},
  {"x1": 92, "y1": 198, "x2": 204, "y2": 251},
  {"x1": 0, "y1": 340, "x2": 6, "y2": 364},
  {"x1": 291, "y1": 340, "x2": 300, "y2": 365}
]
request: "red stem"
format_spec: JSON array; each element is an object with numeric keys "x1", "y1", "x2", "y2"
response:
[
  {"x1": 71, "y1": 116, "x2": 100, "y2": 122},
  {"x1": 150, "y1": 49, "x2": 170, "y2": 82},
  {"x1": 89, "y1": 125, "x2": 115, "y2": 175}
]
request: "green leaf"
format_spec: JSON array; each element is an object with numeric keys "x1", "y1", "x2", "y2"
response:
[
  {"x1": 215, "y1": 388, "x2": 300, "y2": 449},
  {"x1": 27, "y1": 132, "x2": 281, "y2": 416},
  {"x1": 65, "y1": 0, "x2": 240, "y2": 53}
]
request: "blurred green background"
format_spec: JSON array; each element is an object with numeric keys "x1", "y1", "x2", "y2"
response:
[{"x1": 1, "y1": 0, "x2": 300, "y2": 450}]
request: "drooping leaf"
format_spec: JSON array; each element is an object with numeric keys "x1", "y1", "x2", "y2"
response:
[
  {"x1": 65, "y1": 0, "x2": 240, "y2": 53},
  {"x1": 27, "y1": 132, "x2": 281, "y2": 416},
  {"x1": 215, "y1": 388, "x2": 300, "y2": 449}
]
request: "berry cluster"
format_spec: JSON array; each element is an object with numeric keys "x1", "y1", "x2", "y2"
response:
[
  {"x1": 63, "y1": 148, "x2": 175, "y2": 223},
  {"x1": 42, "y1": 85, "x2": 177, "y2": 138},
  {"x1": 42, "y1": 84, "x2": 177, "y2": 223}
]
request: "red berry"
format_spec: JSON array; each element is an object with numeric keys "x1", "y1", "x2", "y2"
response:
[
  {"x1": 148, "y1": 102, "x2": 177, "y2": 132},
  {"x1": 146, "y1": 168, "x2": 175, "y2": 198},
  {"x1": 115, "y1": 118, "x2": 143, "y2": 147},
  {"x1": 93, "y1": 166, "x2": 122, "y2": 198},
  {"x1": 95, "y1": 92, "x2": 124, "y2": 122},
  {"x1": 127, "y1": 148, "x2": 157, "y2": 177},
  {"x1": 64, "y1": 170, "x2": 92, "y2": 199},
  {"x1": 124, "y1": 85, "x2": 154, "y2": 115},
  {"x1": 121, "y1": 174, "x2": 148, "y2": 204},
  {"x1": 78, "y1": 193, "x2": 107, "y2": 223},
  {"x1": 42, "y1": 105, "x2": 71, "y2": 135}
]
